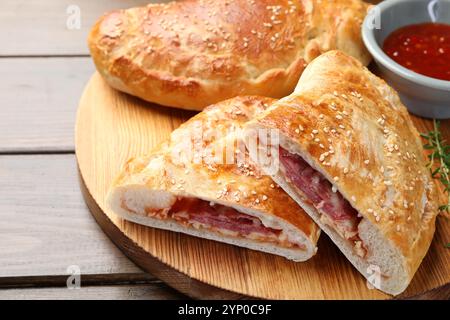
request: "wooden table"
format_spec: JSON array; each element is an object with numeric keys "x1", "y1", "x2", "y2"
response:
[
  {"x1": 0, "y1": 0, "x2": 186, "y2": 300},
  {"x1": 1, "y1": 0, "x2": 448, "y2": 300}
]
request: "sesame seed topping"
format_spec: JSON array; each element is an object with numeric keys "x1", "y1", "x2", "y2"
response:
[
  {"x1": 262, "y1": 195, "x2": 268, "y2": 201},
  {"x1": 333, "y1": 176, "x2": 339, "y2": 182},
  {"x1": 343, "y1": 167, "x2": 349, "y2": 174},
  {"x1": 351, "y1": 196, "x2": 356, "y2": 202}
]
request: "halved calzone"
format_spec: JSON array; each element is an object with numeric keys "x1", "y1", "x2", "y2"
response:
[
  {"x1": 107, "y1": 96, "x2": 320, "y2": 261},
  {"x1": 88, "y1": 0, "x2": 371, "y2": 110},
  {"x1": 243, "y1": 51, "x2": 439, "y2": 295}
]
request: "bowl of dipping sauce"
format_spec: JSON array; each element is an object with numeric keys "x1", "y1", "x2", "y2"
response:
[{"x1": 362, "y1": 0, "x2": 450, "y2": 119}]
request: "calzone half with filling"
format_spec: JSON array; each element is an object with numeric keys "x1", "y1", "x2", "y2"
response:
[
  {"x1": 107, "y1": 96, "x2": 320, "y2": 261},
  {"x1": 243, "y1": 50, "x2": 439, "y2": 295}
]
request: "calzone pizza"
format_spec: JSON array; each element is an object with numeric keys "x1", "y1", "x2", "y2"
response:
[
  {"x1": 243, "y1": 51, "x2": 439, "y2": 295},
  {"x1": 88, "y1": 0, "x2": 371, "y2": 110},
  {"x1": 107, "y1": 96, "x2": 320, "y2": 261}
]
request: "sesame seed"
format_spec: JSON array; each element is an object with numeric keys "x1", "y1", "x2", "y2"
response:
[
  {"x1": 384, "y1": 180, "x2": 393, "y2": 186},
  {"x1": 270, "y1": 184, "x2": 275, "y2": 188},
  {"x1": 367, "y1": 208, "x2": 374, "y2": 213},
  {"x1": 343, "y1": 167, "x2": 349, "y2": 174},
  {"x1": 364, "y1": 159, "x2": 370, "y2": 165},
  {"x1": 351, "y1": 196, "x2": 356, "y2": 202},
  {"x1": 262, "y1": 195, "x2": 268, "y2": 201},
  {"x1": 333, "y1": 176, "x2": 339, "y2": 182},
  {"x1": 375, "y1": 216, "x2": 381, "y2": 222}
]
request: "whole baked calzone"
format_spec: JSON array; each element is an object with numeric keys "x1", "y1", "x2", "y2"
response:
[
  {"x1": 107, "y1": 96, "x2": 320, "y2": 261},
  {"x1": 243, "y1": 50, "x2": 440, "y2": 295},
  {"x1": 88, "y1": 0, "x2": 371, "y2": 110}
]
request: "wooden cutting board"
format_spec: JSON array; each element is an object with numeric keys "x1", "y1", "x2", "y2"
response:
[{"x1": 75, "y1": 72, "x2": 450, "y2": 299}]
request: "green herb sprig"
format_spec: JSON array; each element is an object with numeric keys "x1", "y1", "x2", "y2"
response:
[{"x1": 421, "y1": 120, "x2": 450, "y2": 214}]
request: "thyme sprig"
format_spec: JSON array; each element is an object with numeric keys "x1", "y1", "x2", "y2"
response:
[{"x1": 421, "y1": 120, "x2": 450, "y2": 214}]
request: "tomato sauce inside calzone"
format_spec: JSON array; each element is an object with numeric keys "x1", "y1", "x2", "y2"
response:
[
  {"x1": 140, "y1": 197, "x2": 305, "y2": 250},
  {"x1": 279, "y1": 147, "x2": 366, "y2": 257}
]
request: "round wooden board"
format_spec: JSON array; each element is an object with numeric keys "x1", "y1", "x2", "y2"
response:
[{"x1": 76, "y1": 72, "x2": 450, "y2": 299}]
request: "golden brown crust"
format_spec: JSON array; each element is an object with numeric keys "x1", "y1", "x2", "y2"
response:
[
  {"x1": 111, "y1": 95, "x2": 320, "y2": 245},
  {"x1": 88, "y1": 0, "x2": 371, "y2": 110},
  {"x1": 244, "y1": 50, "x2": 439, "y2": 281}
]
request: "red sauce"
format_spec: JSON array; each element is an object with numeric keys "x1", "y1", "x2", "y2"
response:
[{"x1": 383, "y1": 23, "x2": 450, "y2": 81}]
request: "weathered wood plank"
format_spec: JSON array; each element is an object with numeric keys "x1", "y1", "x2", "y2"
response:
[
  {"x1": 0, "y1": 0, "x2": 166, "y2": 56},
  {"x1": 0, "y1": 273, "x2": 158, "y2": 289},
  {"x1": 0, "y1": 154, "x2": 144, "y2": 277},
  {"x1": 0, "y1": 284, "x2": 184, "y2": 300},
  {"x1": 0, "y1": 57, "x2": 94, "y2": 152}
]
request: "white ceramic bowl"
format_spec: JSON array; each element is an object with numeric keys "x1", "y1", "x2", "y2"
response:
[{"x1": 362, "y1": 0, "x2": 450, "y2": 119}]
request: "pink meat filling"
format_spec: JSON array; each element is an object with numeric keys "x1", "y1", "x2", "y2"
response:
[
  {"x1": 140, "y1": 197, "x2": 305, "y2": 249},
  {"x1": 279, "y1": 147, "x2": 361, "y2": 240},
  {"x1": 171, "y1": 198, "x2": 280, "y2": 236}
]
